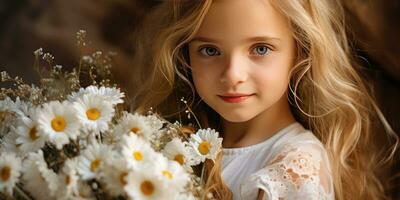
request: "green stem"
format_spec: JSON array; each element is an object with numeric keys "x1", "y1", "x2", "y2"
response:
[{"x1": 200, "y1": 161, "x2": 206, "y2": 184}]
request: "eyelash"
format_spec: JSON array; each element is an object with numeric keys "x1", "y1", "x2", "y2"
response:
[{"x1": 198, "y1": 44, "x2": 272, "y2": 57}]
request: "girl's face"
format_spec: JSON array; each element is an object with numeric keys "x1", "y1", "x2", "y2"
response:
[{"x1": 188, "y1": 0, "x2": 296, "y2": 122}]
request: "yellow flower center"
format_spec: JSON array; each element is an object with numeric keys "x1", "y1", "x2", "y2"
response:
[
  {"x1": 90, "y1": 159, "x2": 101, "y2": 172},
  {"x1": 51, "y1": 116, "x2": 66, "y2": 132},
  {"x1": 1, "y1": 166, "x2": 11, "y2": 182},
  {"x1": 174, "y1": 154, "x2": 184, "y2": 165},
  {"x1": 0, "y1": 111, "x2": 6, "y2": 122},
  {"x1": 198, "y1": 141, "x2": 211, "y2": 155},
  {"x1": 29, "y1": 126, "x2": 39, "y2": 140},
  {"x1": 140, "y1": 180, "x2": 154, "y2": 196},
  {"x1": 65, "y1": 175, "x2": 71, "y2": 184},
  {"x1": 162, "y1": 170, "x2": 173, "y2": 180},
  {"x1": 119, "y1": 172, "x2": 128, "y2": 185},
  {"x1": 86, "y1": 108, "x2": 101, "y2": 121},
  {"x1": 130, "y1": 127, "x2": 140, "y2": 134},
  {"x1": 133, "y1": 151, "x2": 143, "y2": 161}
]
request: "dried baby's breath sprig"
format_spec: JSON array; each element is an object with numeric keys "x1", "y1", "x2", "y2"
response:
[
  {"x1": 0, "y1": 71, "x2": 44, "y2": 104},
  {"x1": 76, "y1": 29, "x2": 87, "y2": 47},
  {"x1": 89, "y1": 51, "x2": 116, "y2": 88},
  {"x1": 76, "y1": 50, "x2": 117, "y2": 89},
  {"x1": 181, "y1": 97, "x2": 202, "y2": 129},
  {"x1": 42, "y1": 52, "x2": 55, "y2": 67},
  {"x1": 1, "y1": 71, "x2": 11, "y2": 82}
]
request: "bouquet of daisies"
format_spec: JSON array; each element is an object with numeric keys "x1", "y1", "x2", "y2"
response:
[{"x1": 0, "y1": 30, "x2": 223, "y2": 200}]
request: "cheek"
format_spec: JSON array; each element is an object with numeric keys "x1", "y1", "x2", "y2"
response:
[
  {"x1": 253, "y1": 67, "x2": 290, "y2": 98},
  {"x1": 190, "y1": 63, "x2": 219, "y2": 98}
]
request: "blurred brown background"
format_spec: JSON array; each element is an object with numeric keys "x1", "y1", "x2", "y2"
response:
[{"x1": 0, "y1": 0, "x2": 399, "y2": 198}]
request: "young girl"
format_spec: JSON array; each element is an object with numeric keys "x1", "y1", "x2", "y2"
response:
[{"x1": 131, "y1": 0, "x2": 398, "y2": 199}]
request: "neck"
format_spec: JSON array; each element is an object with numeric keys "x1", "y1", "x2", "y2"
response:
[{"x1": 222, "y1": 93, "x2": 296, "y2": 148}]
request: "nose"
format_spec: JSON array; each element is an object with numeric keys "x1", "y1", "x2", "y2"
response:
[{"x1": 220, "y1": 54, "x2": 248, "y2": 86}]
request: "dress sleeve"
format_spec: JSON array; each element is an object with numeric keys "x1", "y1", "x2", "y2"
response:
[{"x1": 240, "y1": 143, "x2": 334, "y2": 200}]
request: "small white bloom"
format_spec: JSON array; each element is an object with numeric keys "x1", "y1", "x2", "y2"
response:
[
  {"x1": 0, "y1": 152, "x2": 22, "y2": 194},
  {"x1": 15, "y1": 107, "x2": 46, "y2": 154},
  {"x1": 101, "y1": 129, "x2": 119, "y2": 145},
  {"x1": 76, "y1": 142, "x2": 113, "y2": 180},
  {"x1": 120, "y1": 134, "x2": 157, "y2": 170},
  {"x1": 163, "y1": 138, "x2": 193, "y2": 169},
  {"x1": 101, "y1": 157, "x2": 131, "y2": 196},
  {"x1": 188, "y1": 128, "x2": 223, "y2": 165},
  {"x1": 56, "y1": 159, "x2": 80, "y2": 199},
  {"x1": 68, "y1": 85, "x2": 124, "y2": 106},
  {"x1": 74, "y1": 93, "x2": 115, "y2": 133},
  {"x1": 113, "y1": 113, "x2": 153, "y2": 141},
  {"x1": 124, "y1": 167, "x2": 173, "y2": 200},
  {"x1": 22, "y1": 150, "x2": 59, "y2": 199},
  {"x1": 144, "y1": 114, "x2": 165, "y2": 133},
  {"x1": 37, "y1": 101, "x2": 80, "y2": 149}
]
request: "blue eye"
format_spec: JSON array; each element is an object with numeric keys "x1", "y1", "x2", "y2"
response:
[
  {"x1": 199, "y1": 47, "x2": 221, "y2": 56},
  {"x1": 252, "y1": 45, "x2": 270, "y2": 56}
]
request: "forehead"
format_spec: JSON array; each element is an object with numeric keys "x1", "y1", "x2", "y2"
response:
[{"x1": 195, "y1": 0, "x2": 291, "y2": 41}]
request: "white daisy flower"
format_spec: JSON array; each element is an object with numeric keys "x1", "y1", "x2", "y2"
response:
[
  {"x1": 0, "y1": 131, "x2": 20, "y2": 154},
  {"x1": 13, "y1": 97, "x2": 32, "y2": 118},
  {"x1": 0, "y1": 97, "x2": 30, "y2": 119},
  {"x1": 124, "y1": 167, "x2": 173, "y2": 200},
  {"x1": 0, "y1": 97, "x2": 18, "y2": 116},
  {"x1": 162, "y1": 138, "x2": 193, "y2": 169},
  {"x1": 14, "y1": 107, "x2": 46, "y2": 154},
  {"x1": 120, "y1": 134, "x2": 157, "y2": 170},
  {"x1": 22, "y1": 150, "x2": 59, "y2": 199},
  {"x1": 188, "y1": 128, "x2": 223, "y2": 165},
  {"x1": 101, "y1": 157, "x2": 131, "y2": 196},
  {"x1": 152, "y1": 155, "x2": 190, "y2": 192},
  {"x1": 113, "y1": 113, "x2": 153, "y2": 141},
  {"x1": 37, "y1": 101, "x2": 80, "y2": 149},
  {"x1": 74, "y1": 93, "x2": 115, "y2": 133},
  {"x1": 0, "y1": 98, "x2": 18, "y2": 135},
  {"x1": 56, "y1": 159, "x2": 79, "y2": 199},
  {"x1": 68, "y1": 85, "x2": 124, "y2": 106},
  {"x1": 0, "y1": 152, "x2": 22, "y2": 194},
  {"x1": 76, "y1": 142, "x2": 113, "y2": 180}
]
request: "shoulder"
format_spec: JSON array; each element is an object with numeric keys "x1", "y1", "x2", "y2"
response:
[
  {"x1": 268, "y1": 123, "x2": 327, "y2": 164},
  {"x1": 240, "y1": 128, "x2": 335, "y2": 200}
]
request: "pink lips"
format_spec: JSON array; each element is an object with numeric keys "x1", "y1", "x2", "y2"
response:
[{"x1": 218, "y1": 93, "x2": 255, "y2": 103}]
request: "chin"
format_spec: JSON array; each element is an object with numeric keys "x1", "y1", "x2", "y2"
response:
[{"x1": 219, "y1": 110, "x2": 255, "y2": 123}]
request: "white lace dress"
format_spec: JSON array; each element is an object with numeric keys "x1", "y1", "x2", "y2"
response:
[{"x1": 221, "y1": 122, "x2": 334, "y2": 200}]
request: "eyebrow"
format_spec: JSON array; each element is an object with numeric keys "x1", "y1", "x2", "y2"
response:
[{"x1": 190, "y1": 36, "x2": 281, "y2": 43}]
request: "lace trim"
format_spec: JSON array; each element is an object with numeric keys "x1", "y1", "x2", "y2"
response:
[{"x1": 240, "y1": 143, "x2": 334, "y2": 200}]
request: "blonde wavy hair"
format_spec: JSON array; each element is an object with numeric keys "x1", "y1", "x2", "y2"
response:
[{"x1": 130, "y1": 0, "x2": 399, "y2": 199}]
